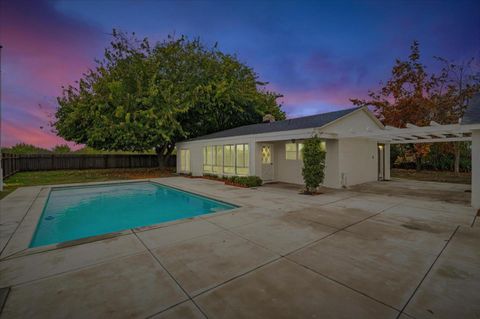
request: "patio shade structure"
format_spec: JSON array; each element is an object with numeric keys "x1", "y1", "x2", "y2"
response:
[{"x1": 337, "y1": 95, "x2": 480, "y2": 210}]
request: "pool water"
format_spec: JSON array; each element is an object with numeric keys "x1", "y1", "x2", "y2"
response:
[{"x1": 30, "y1": 182, "x2": 237, "y2": 248}]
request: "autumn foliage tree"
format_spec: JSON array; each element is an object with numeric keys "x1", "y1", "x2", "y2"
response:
[{"x1": 352, "y1": 41, "x2": 480, "y2": 172}]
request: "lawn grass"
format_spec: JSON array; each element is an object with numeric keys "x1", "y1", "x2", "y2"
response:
[
  {"x1": 392, "y1": 168, "x2": 471, "y2": 184},
  {"x1": 0, "y1": 168, "x2": 175, "y2": 200}
]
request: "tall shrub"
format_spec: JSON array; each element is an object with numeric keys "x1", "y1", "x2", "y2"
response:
[{"x1": 302, "y1": 136, "x2": 326, "y2": 193}]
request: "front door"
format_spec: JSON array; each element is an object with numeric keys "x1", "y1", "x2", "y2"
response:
[{"x1": 261, "y1": 144, "x2": 274, "y2": 181}]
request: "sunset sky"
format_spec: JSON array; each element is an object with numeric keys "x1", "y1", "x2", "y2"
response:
[{"x1": 1, "y1": 0, "x2": 479, "y2": 149}]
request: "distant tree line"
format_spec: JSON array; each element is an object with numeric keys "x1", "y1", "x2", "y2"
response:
[{"x1": 1, "y1": 143, "x2": 154, "y2": 155}]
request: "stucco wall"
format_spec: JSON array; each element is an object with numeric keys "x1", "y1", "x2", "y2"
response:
[
  {"x1": 322, "y1": 110, "x2": 383, "y2": 135},
  {"x1": 338, "y1": 138, "x2": 378, "y2": 187},
  {"x1": 274, "y1": 141, "x2": 304, "y2": 185},
  {"x1": 324, "y1": 139, "x2": 340, "y2": 188}
]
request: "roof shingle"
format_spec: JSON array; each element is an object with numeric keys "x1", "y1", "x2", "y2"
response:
[{"x1": 185, "y1": 107, "x2": 361, "y2": 142}]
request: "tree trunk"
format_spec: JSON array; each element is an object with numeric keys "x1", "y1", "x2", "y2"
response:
[
  {"x1": 415, "y1": 156, "x2": 422, "y2": 172},
  {"x1": 454, "y1": 142, "x2": 460, "y2": 176},
  {"x1": 155, "y1": 145, "x2": 166, "y2": 168}
]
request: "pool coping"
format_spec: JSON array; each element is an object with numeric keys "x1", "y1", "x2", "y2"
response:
[{"x1": 0, "y1": 178, "x2": 247, "y2": 261}]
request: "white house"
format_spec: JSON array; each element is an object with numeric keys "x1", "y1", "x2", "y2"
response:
[
  {"x1": 176, "y1": 102, "x2": 480, "y2": 209},
  {"x1": 176, "y1": 107, "x2": 389, "y2": 188}
]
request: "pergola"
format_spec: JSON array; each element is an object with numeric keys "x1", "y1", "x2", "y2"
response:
[{"x1": 339, "y1": 99, "x2": 480, "y2": 210}]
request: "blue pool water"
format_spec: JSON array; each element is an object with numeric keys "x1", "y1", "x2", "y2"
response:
[{"x1": 30, "y1": 182, "x2": 237, "y2": 248}]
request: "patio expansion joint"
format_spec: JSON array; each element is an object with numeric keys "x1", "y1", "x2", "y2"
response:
[
  {"x1": 285, "y1": 257, "x2": 403, "y2": 314},
  {"x1": 470, "y1": 209, "x2": 479, "y2": 227},
  {"x1": 395, "y1": 225, "x2": 460, "y2": 319},
  {"x1": 0, "y1": 250, "x2": 148, "y2": 289},
  {"x1": 283, "y1": 202, "x2": 402, "y2": 258},
  {"x1": 0, "y1": 287, "x2": 11, "y2": 315},
  {"x1": 132, "y1": 231, "x2": 210, "y2": 319},
  {"x1": 0, "y1": 231, "x2": 134, "y2": 262},
  {"x1": 0, "y1": 187, "x2": 46, "y2": 258}
]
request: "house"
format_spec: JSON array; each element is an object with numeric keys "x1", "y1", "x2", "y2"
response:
[
  {"x1": 176, "y1": 102, "x2": 480, "y2": 209},
  {"x1": 176, "y1": 106, "x2": 389, "y2": 188}
]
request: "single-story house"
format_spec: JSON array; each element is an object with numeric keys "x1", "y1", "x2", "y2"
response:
[
  {"x1": 176, "y1": 106, "x2": 389, "y2": 188},
  {"x1": 176, "y1": 100, "x2": 480, "y2": 209}
]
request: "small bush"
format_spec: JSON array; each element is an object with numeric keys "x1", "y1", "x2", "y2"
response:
[
  {"x1": 302, "y1": 135, "x2": 326, "y2": 193},
  {"x1": 203, "y1": 173, "x2": 219, "y2": 179},
  {"x1": 226, "y1": 176, "x2": 262, "y2": 187}
]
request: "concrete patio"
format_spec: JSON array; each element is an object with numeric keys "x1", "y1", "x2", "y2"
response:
[{"x1": 0, "y1": 177, "x2": 478, "y2": 318}]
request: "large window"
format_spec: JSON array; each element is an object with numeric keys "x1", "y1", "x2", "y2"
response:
[
  {"x1": 213, "y1": 145, "x2": 223, "y2": 173},
  {"x1": 203, "y1": 143, "x2": 249, "y2": 175},
  {"x1": 203, "y1": 146, "x2": 213, "y2": 172},
  {"x1": 180, "y1": 149, "x2": 190, "y2": 172},
  {"x1": 236, "y1": 144, "x2": 249, "y2": 175},
  {"x1": 285, "y1": 142, "x2": 304, "y2": 160},
  {"x1": 223, "y1": 145, "x2": 235, "y2": 174}
]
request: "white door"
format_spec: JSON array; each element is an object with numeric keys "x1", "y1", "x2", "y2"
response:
[{"x1": 261, "y1": 144, "x2": 274, "y2": 181}]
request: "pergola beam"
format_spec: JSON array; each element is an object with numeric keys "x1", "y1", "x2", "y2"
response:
[{"x1": 392, "y1": 137, "x2": 471, "y2": 144}]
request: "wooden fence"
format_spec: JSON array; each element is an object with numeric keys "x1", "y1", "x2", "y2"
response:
[{"x1": 1, "y1": 153, "x2": 176, "y2": 180}]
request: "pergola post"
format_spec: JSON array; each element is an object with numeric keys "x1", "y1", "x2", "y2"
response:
[
  {"x1": 384, "y1": 143, "x2": 391, "y2": 180},
  {"x1": 472, "y1": 129, "x2": 480, "y2": 210}
]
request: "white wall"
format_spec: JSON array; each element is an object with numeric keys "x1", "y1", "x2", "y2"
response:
[
  {"x1": 338, "y1": 138, "x2": 378, "y2": 187},
  {"x1": 322, "y1": 110, "x2": 383, "y2": 135},
  {"x1": 324, "y1": 139, "x2": 340, "y2": 188},
  {"x1": 273, "y1": 141, "x2": 304, "y2": 185}
]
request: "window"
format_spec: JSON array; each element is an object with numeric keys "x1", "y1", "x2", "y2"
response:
[
  {"x1": 285, "y1": 142, "x2": 305, "y2": 160},
  {"x1": 213, "y1": 145, "x2": 223, "y2": 173},
  {"x1": 223, "y1": 145, "x2": 235, "y2": 174},
  {"x1": 285, "y1": 143, "x2": 297, "y2": 160},
  {"x1": 236, "y1": 144, "x2": 249, "y2": 175},
  {"x1": 203, "y1": 146, "x2": 213, "y2": 172},
  {"x1": 180, "y1": 149, "x2": 190, "y2": 172},
  {"x1": 262, "y1": 145, "x2": 272, "y2": 164}
]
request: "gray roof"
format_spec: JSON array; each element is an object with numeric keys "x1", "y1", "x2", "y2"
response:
[
  {"x1": 462, "y1": 93, "x2": 480, "y2": 125},
  {"x1": 186, "y1": 107, "x2": 362, "y2": 142}
]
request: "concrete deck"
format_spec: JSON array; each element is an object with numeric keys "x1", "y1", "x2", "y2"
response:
[{"x1": 0, "y1": 177, "x2": 478, "y2": 318}]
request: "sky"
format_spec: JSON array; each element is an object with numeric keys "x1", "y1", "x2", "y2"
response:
[{"x1": 0, "y1": 0, "x2": 479, "y2": 149}]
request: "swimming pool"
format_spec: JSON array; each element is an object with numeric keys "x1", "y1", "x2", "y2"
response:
[{"x1": 30, "y1": 182, "x2": 237, "y2": 248}]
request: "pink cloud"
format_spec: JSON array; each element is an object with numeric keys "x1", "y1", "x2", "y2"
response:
[
  {"x1": 2, "y1": 120, "x2": 80, "y2": 150},
  {"x1": 0, "y1": 0, "x2": 104, "y2": 148}
]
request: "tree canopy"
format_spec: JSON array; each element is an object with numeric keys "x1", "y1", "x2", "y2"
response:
[
  {"x1": 351, "y1": 41, "x2": 480, "y2": 171},
  {"x1": 55, "y1": 30, "x2": 285, "y2": 162}
]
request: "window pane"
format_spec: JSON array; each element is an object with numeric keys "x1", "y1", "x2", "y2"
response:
[
  {"x1": 237, "y1": 167, "x2": 249, "y2": 175},
  {"x1": 236, "y1": 144, "x2": 244, "y2": 167},
  {"x1": 262, "y1": 146, "x2": 271, "y2": 164},
  {"x1": 285, "y1": 143, "x2": 297, "y2": 160},
  {"x1": 224, "y1": 145, "x2": 235, "y2": 173},
  {"x1": 320, "y1": 141, "x2": 326, "y2": 151},
  {"x1": 285, "y1": 143, "x2": 296, "y2": 152},
  {"x1": 244, "y1": 145, "x2": 249, "y2": 168},
  {"x1": 180, "y1": 149, "x2": 190, "y2": 172},
  {"x1": 298, "y1": 143, "x2": 304, "y2": 160}
]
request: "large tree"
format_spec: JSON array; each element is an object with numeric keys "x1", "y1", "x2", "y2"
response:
[
  {"x1": 351, "y1": 41, "x2": 480, "y2": 171},
  {"x1": 55, "y1": 31, "x2": 284, "y2": 165}
]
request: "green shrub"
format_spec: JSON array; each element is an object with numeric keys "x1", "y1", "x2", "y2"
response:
[
  {"x1": 203, "y1": 173, "x2": 219, "y2": 179},
  {"x1": 302, "y1": 135, "x2": 326, "y2": 193},
  {"x1": 226, "y1": 175, "x2": 262, "y2": 187}
]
